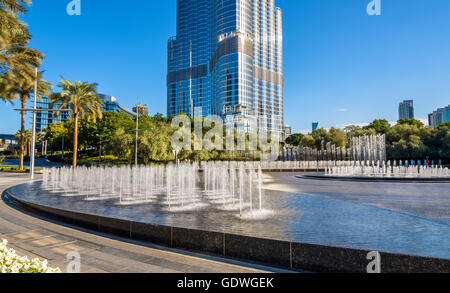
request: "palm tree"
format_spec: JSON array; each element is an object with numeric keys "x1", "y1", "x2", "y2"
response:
[
  {"x1": 51, "y1": 79, "x2": 104, "y2": 168},
  {"x1": 0, "y1": 0, "x2": 29, "y2": 14},
  {"x1": 0, "y1": 0, "x2": 33, "y2": 103},
  {"x1": 8, "y1": 70, "x2": 51, "y2": 170},
  {"x1": 14, "y1": 129, "x2": 31, "y2": 156},
  {"x1": 0, "y1": 0, "x2": 49, "y2": 170}
]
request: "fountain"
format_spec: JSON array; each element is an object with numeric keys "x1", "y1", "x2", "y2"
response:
[
  {"x1": 325, "y1": 162, "x2": 450, "y2": 178},
  {"x1": 5, "y1": 155, "x2": 450, "y2": 271},
  {"x1": 41, "y1": 162, "x2": 275, "y2": 220}
]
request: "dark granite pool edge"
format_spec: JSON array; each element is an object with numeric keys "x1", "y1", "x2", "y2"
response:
[
  {"x1": 300, "y1": 174, "x2": 450, "y2": 183},
  {"x1": 4, "y1": 188, "x2": 450, "y2": 273}
]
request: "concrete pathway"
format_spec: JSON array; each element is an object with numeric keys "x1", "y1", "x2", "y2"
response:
[
  {"x1": 0, "y1": 173, "x2": 290, "y2": 273},
  {"x1": 1, "y1": 158, "x2": 66, "y2": 168}
]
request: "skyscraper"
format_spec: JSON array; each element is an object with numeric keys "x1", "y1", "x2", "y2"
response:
[
  {"x1": 312, "y1": 122, "x2": 319, "y2": 131},
  {"x1": 398, "y1": 100, "x2": 414, "y2": 120},
  {"x1": 167, "y1": 0, "x2": 284, "y2": 138},
  {"x1": 428, "y1": 105, "x2": 450, "y2": 128}
]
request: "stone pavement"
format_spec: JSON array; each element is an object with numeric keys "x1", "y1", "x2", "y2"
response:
[
  {"x1": 1, "y1": 158, "x2": 66, "y2": 168},
  {"x1": 0, "y1": 173, "x2": 291, "y2": 273}
]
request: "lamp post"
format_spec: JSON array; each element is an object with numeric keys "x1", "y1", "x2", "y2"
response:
[
  {"x1": 96, "y1": 133, "x2": 102, "y2": 163},
  {"x1": 128, "y1": 102, "x2": 150, "y2": 167},
  {"x1": 61, "y1": 136, "x2": 64, "y2": 159},
  {"x1": 30, "y1": 68, "x2": 38, "y2": 180}
]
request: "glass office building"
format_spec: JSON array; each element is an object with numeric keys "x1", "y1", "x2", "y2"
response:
[
  {"x1": 167, "y1": 0, "x2": 284, "y2": 138},
  {"x1": 428, "y1": 105, "x2": 450, "y2": 128},
  {"x1": 32, "y1": 96, "x2": 70, "y2": 133},
  {"x1": 399, "y1": 100, "x2": 415, "y2": 120},
  {"x1": 30, "y1": 94, "x2": 134, "y2": 133}
]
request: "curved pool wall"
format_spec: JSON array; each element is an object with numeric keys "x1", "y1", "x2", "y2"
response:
[
  {"x1": 4, "y1": 181, "x2": 450, "y2": 273},
  {"x1": 301, "y1": 174, "x2": 450, "y2": 183}
]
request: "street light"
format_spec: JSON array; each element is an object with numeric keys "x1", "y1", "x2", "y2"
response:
[
  {"x1": 96, "y1": 133, "x2": 101, "y2": 163},
  {"x1": 128, "y1": 102, "x2": 151, "y2": 167}
]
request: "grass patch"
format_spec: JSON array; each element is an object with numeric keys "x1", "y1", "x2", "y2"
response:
[{"x1": 0, "y1": 166, "x2": 29, "y2": 173}]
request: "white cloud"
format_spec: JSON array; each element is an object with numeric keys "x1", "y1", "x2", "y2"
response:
[{"x1": 418, "y1": 118, "x2": 429, "y2": 126}]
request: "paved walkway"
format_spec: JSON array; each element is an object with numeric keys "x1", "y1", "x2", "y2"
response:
[
  {"x1": 0, "y1": 173, "x2": 287, "y2": 273},
  {"x1": 1, "y1": 158, "x2": 66, "y2": 168}
]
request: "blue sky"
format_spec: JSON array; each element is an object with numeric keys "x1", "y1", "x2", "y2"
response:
[{"x1": 1, "y1": 0, "x2": 449, "y2": 134}]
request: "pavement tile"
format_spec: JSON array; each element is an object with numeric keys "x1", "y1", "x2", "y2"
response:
[
  {"x1": 32, "y1": 237, "x2": 62, "y2": 246},
  {"x1": 13, "y1": 231, "x2": 42, "y2": 240}
]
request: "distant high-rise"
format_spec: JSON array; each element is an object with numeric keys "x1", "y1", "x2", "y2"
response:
[
  {"x1": 428, "y1": 105, "x2": 450, "y2": 128},
  {"x1": 167, "y1": 0, "x2": 284, "y2": 138},
  {"x1": 312, "y1": 122, "x2": 319, "y2": 131},
  {"x1": 399, "y1": 100, "x2": 414, "y2": 120},
  {"x1": 283, "y1": 125, "x2": 292, "y2": 139}
]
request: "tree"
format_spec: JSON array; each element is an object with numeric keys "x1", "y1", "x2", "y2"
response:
[
  {"x1": 51, "y1": 79, "x2": 103, "y2": 168},
  {"x1": 328, "y1": 127, "x2": 346, "y2": 147},
  {"x1": 14, "y1": 129, "x2": 31, "y2": 156},
  {"x1": 44, "y1": 121, "x2": 72, "y2": 151},
  {"x1": 79, "y1": 111, "x2": 134, "y2": 152},
  {"x1": 344, "y1": 125, "x2": 376, "y2": 139},
  {"x1": 0, "y1": 0, "x2": 48, "y2": 170},
  {"x1": 397, "y1": 118, "x2": 424, "y2": 129},
  {"x1": 110, "y1": 128, "x2": 134, "y2": 163},
  {"x1": 8, "y1": 70, "x2": 51, "y2": 170},
  {"x1": 300, "y1": 135, "x2": 315, "y2": 148},
  {"x1": 0, "y1": 0, "x2": 31, "y2": 69},
  {"x1": 1, "y1": 1, "x2": 39, "y2": 104},
  {"x1": 437, "y1": 122, "x2": 450, "y2": 130},
  {"x1": 364, "y1": 119, "x2": 391, "y2": 134},
  {"x1": 310, "y1": 128, "x2": 328, "y2": 148},
  {"x1": 285, "y1": 133, "x2": 304, "y2": 146}
]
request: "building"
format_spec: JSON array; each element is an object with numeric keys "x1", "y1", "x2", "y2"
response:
[
  {"x1": 31, "y1": 94, "x2": 134, "y2": 133},
  {"x1": 312, "y1": 122, "x2": 319, "y2": 131},
  {"x1": 399, "y1": 100, "x2": 414, "y2": 120},
  {"x1": 33, "y1": 96, "x2": 70, "y2": 133},
  {"x1": 167, "y1": 0, "x2": 284, "y2": 138},
  {"x1": 0, "y1": 134, "x2": 17, "y2": 152},
  {"x1": 283, "y1": 125, "x2": 292, "y2": 139},
  {"x1": 98, "y1": 94, "x2": 136, "y2": 116},
  {"x1": 428, "y1": 105, "x2": 450, "y2": 128},
  {"x1": 132, "y1": 105, "x2": 150, "y2": 116}
]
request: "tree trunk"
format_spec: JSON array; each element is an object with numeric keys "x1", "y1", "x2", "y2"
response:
[
  {"x1": 19, "y1": 94, "x2": 28, "y2": 171},
  {"x1": 73, "y1": 113, "x2": 79, "y2": 168}
]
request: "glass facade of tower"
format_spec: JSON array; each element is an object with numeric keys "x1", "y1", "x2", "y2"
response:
[
  {"x1": 428, "y1": 105, "x2": 450, "y2": 128},
  {"x1": 167, "y1": 0, "x2": 284, "y2": 137},
  {"x1": 30, "y1": 97, "x2": 70, "y2": 133},
  {"x1": 30, "y1": 94, "x2": 134, "y2": 133},
  {"x1": 399, "y1": 100, "x2": 414, "y2": 120}
]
